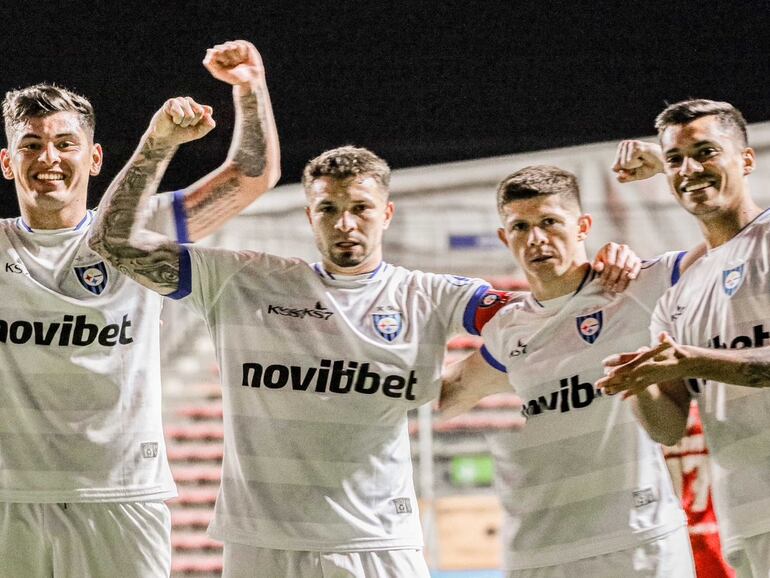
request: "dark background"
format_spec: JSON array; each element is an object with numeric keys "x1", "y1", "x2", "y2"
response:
[{"x1": 2, "y1": 2, "x2": 768, "y2": 217}]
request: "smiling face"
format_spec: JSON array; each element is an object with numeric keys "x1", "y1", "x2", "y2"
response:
[
  {"x1": 305, "y1": 174, "x2": 394, "y2": 274},
  {"x1": 1, "y1": 111, "x2": 102, "y2": 228},
  {"x1": 498, "y1": 194, "x2": 591, "y2": 288},
  {"x1": 659, "y1": 114, "x2": 755, "y2": 220}
]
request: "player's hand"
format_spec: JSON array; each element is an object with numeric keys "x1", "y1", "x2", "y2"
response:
[
  {"x1": 203, "y1": 40, "x2": 265, "y2": 85},
  {"x1": 592, "y1": 242, "x2": 641, "y2": 293},
  {"x1": 147, "y1": 97, "x2": 216, "y2": 147},
  {"x1": 612, "y1": 140, "x2": 664, "y2": 183},
  {"x1": 597, "y1": 332, "x2": 691, "y2": 397}
]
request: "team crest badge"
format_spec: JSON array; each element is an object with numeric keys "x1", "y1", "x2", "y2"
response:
[
  {"x1": 444, "y1": 274, "x2": 472, "y2": 286},
  {"x1": 74, "y1": 261, "x2": 109, "y2": 295},
  {"x1": 373, "y1": 310, "x2": 403, "y2": 342},
  {"x1": 722, "y1": 264, "x2": 745, "y2": 297},
  {"x1": 576, "y1": 311, "x2": 603, "y2": 344}
]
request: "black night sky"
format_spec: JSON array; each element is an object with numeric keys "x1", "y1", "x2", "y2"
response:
[{"x1": 1, "y1": 2, "x2": 768, "y2": 217}]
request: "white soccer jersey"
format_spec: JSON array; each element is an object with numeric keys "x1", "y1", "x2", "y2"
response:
[
  {"x1": 481, "y1": 254, "x2": 688, "y2": 571},
  {"x1": 651, "y1": 208, "x2": 770, "y2": 557},
  {"x1": 175, "y1": 246, "x2": 492, "y2": 551},
  {"x1": 0, "y1": 192, "x2": 187, "y2": 503}
]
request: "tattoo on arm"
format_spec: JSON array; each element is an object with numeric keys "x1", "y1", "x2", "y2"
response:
[
  {"x1": 90, "y1": 140, "x2": 182, "y2": 295},
  {"x1": 232, "y1": 88, "x2": 267, "y2": 177}
]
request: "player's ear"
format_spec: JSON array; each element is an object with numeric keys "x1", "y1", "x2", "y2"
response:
[
  {"x1": 742, "y1": 147, "x2": 756, "y2": 176},
  {"x1": 305, "y1": 206, "x2": 313, "y2": 225},
  {"x1": 382, "y1": 201, "x2": 395, "y2": 230},
  {"x1": 0, "y1": 149, "x2": 14, "y2": 180},
  {"x1": 577, "y1": 213, "x2": 593, "y2": 241},
  {"x1": 90, "y1": 143, "x2": 103, "y2": 176},
  {"x1": 497, "y1": 227, "x2": 509, "y2": 248}
]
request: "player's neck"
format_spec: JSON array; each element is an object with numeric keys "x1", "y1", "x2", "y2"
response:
[
  {"x1": 21, "y1": 204, "x2": 88, "y2": 231},
  {"x1": 529, "y1": 262, "x2": 591, "y2": 302},
  {"x1": 699, "y1": 198, "x2": 763, "y2": 249},
  {"x1": 322, "y1": 257, "x2": 382, "y2": 277}
]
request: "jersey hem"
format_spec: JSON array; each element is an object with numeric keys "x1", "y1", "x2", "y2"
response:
[
  {"x1": 208, "y1": 524, "x2": 423, "y2": 553},
  {"x1": 0, "y1": 486, "x2": 177, "y2": 503},
  {"x1": 502, "y1": 517, "x2": 686, "y2": 570}
]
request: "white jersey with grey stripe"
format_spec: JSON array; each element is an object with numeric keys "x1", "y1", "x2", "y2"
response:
[
  {"x1": 651, "y1": 208, "x2": 770, "y2": 558},
  {"x1": 174, "y1": 246, "x2": 491, "y2": 551},
  {"x1": 0, "y1": 191, "x2": 188, "y2": 503},
  {"x1": 481, "y1": 253, "x2": 687, "y2": 571}
]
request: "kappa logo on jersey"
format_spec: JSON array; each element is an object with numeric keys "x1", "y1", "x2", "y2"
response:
[
  {"x1": 670, "y1": 304, "x2": 686, "y2": 321},
  {"x1": 445, "y1": 274, "x2": 472, "y2": 286},
  {"x1": 242, "y1": 358, "x2": 417, "y2": 400},
  {"x1": 509, "y1": 338, "x2": 527, "y2": 357},
  {"x1": 576, "y1": 311, "x2": 603, "y2": 344},
  {"x1": 267, "y1": 301, "x2": 334, "y2": 320},
  {"x1": 521, "y1": 374, "x2": 603, "y2": 418},
  {"x1": 372, "y1": 311, "x2": 403, "y2": 342},
  {"x1": 74, "y1": 262, "x2": 109, "y2": 295},
  {"x1": 722, "y1": 263, "x2": 745, "y2": 297}
]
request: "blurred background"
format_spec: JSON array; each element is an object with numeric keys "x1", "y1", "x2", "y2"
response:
[{"x1": 2, "y1": 2, "x2": 769, "y2": 576}]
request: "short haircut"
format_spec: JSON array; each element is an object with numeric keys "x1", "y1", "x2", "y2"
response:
[
  {"x1": 496, "y1": 165, "x2": 582, "y2": 214},
  {"x1": 3, "y1": 83, "x2": 96, "y2": 142},
  {"x1": 302, "y1": 146, "x2": 391, "y2": 193},
  {"x1": 655, "y1": 99, "x2": 748, "y2": 147}
]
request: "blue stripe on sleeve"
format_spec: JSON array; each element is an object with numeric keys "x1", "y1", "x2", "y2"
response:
[
  {"x1": 167, "y1": 245, "x2": 192, "y2": 300},
  {"x1": 671, "y1": 250, "x2": 686, "y2": 286},
  {"x1": 172, "y1": 190, "x2": 190, "y2": 244},
  {"x1": 463, "y1": 284, "x2": 492, "y2": 335},
  {"x1": 480, "y1": 345, "x2": 507, "y2": 373}
]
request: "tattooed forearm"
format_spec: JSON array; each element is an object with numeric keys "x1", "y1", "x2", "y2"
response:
[
  {"x1": 185, "y1": 174, "x2": 240, "y2": 232},
  {"x1": 690, "y1": 346, "x2": 770, "y2": 389},
  {"x1": 90, "y1": 139, "x2": 182, "y2": 295},
  {"x1": 231, "y1": 87, "x2": 267, "y2": 177}
]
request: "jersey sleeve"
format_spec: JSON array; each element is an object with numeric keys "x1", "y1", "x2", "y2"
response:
[
  {"x1": 479, "y1": 309, "x2": 508, "y2": 373},
  {"x1": 629, "y1": 250, "x2": 687, "y2": 311},
  {"x1": 143, "y1": 191, "x2": 190, "y2": 243},
  {"x1": 167, "y1": 245, "x2": 251, "y2": 316}
]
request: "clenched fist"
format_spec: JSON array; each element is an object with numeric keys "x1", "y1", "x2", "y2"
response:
[
  {"x1": 147, "y1": 97, "x2": 216, "y2": 147},
  {"x1": 203, "y1": 40, "x2": 265, "y2": 85}
]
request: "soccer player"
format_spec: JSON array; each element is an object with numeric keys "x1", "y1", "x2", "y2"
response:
[
  {"x1": 599, "y1": 99, "x2": 770, "y2": 578},
  {"x1": 0, "y1": 40, "x2": 279, "y2": 577},
  {"x1": 89, "y1": 136, "x2": 642, "y2": 576},
  {"x1": 440, "y1": 165, "x2": 696, "y2": 577}
]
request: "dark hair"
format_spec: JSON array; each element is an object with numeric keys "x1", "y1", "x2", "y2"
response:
[
  {"x1": 3, "y1": 83, "x2": 95, "y2": 141},
  {"x1": 496, "y1": 165, "x2": 581, "y2": 213},
  {"x1": 302, "y1": 145, "x2": 391, "y2": 191},
  {"x1": 655, "y1": 99, "x2": 748, "y2": 147}
]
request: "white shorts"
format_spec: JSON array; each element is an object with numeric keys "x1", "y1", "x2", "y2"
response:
[
  {"x1": 730, "y1": 530, "x2": 770, "y2": 578},
  {"x1": 0, "y1": 501, "x2": 171, "y2": 578},
  {"x1": 222, "y1": 543, "x2": 431, "y2": 578},
  {"x1": 506, "y1": 525, "x2": 695, "y2": 578}
]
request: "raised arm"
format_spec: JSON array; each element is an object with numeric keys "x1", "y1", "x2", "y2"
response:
[
  {"x1": 439, "y1": 349, "x2": 516, "y2": 420},
  {"x1": 89, "y1": 97, "x2": 214, "y2": 295},
  {"x1": 182, "y1": 40, "x2": 281, "y2": 240}
]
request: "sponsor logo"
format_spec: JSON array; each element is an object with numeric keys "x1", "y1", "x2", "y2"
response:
[
  {"x1": 521, "y1": 374, "x2": 603, "y2": 418},
  {"x1": 0, "y1": 314, "x2": 133, "y2": 347},
  {"x1": 242, "y1": 359, "x2": 417, "y2": 400},
  {"x1": 509, "y1": 338, "x2": 527, "y2": 358},
  {"x1": 576, "y1": 311, "x2": 603, "y2": 344},
  {"x1": 633, "y1": 487, "x2": 657, "y2": 508},
  {"x1": 4, "y1": 261, "x2": 23, "y2": 274},
  {"x1": 141, "y1": 442, "x2": 159, "y2": 459},
  {"x1": 392, "y1": 497, "x2": 413, "y2": 514},
  {"x1": 74, "y1": 262, "x2": 109, "y2": 295},
  {"x1": 722, "y1": 264, "x2": 745, "y2": 297},
  {"x1": 267, "y1": 301, "x2": 334, "y2": 320},
  {"x1": 709, "y1": 324, "x2": 770, "y2": 349}
]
